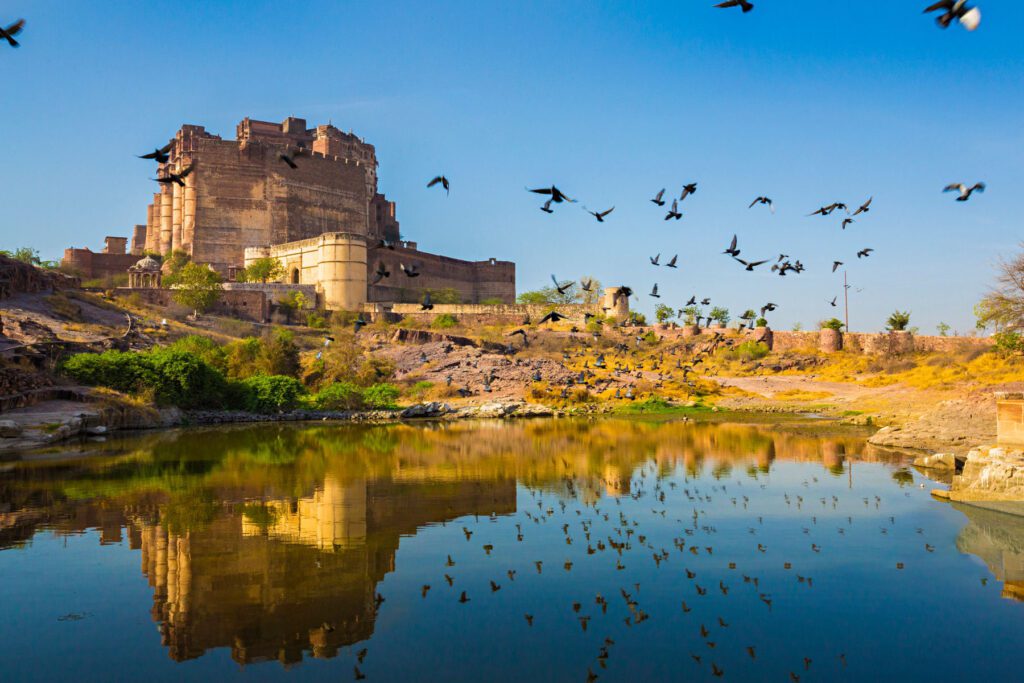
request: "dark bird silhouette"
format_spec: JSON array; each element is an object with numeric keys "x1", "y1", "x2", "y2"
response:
[
  {"x1": 686, "y1": 296, "x2": 697, "y2": 306},
  {"x1": 524, "y1": 614, "x2": 534, "y2": 626},
  {"x1": 925, "y1": 1, "x2": 981, "y2": 30},
  {"x1": 354, "y1": 666, "x2": 367, "y2": 680},
  {"x1": 138, "y1": 143, "x2": 172, "y2": 163},
  {"x1": 649, "y1": 284, "x2": 661, "y2": 298},
  {"x1": 841, "y1": 218, "x2": 855, "y2": 230},
  {"x1": 0, "y1": 18, "x2": 25, "y2": 47},
  {"x1": 400, "y1": 263, "x2": 420, "y2": 277},
  {"x1": 528, "y1": 185, "x2": 575, "y2": 203},
  {"x1": 427, "y1": 175, "x2": 450, "y2": 194},
  {"x1": 378, "y1": 238, "x2": 397, "y2": 250},
  {"x1": 650, "y1": 254, "x2": 661, "y2": 266},
  {"x1": 665, "y1": 199, "x2": 683, "y2": 221},
  {"x1": 760, "y1": 303, "x2": 777, "y2": 316},
  {"x1": 832, "y1": 261, "x2": 843, "y2": 273},
  {"x1": 749, "y1": 196, "x2": 773, "y2": 212},
  {"x1": 581, "y1": 278, "x2": 593, "y2": 292},
  {"x1": 716, "y1": 0, "x2": 754, "y2": 11},
  {"x1": 459, "y1": 591, "x2": 470, "y2": 603},
  {"x1": 852, "y1": 197, "x2": 873, "y2": 216},
  {"x1": 551, "y1": 274, "x2": 574, "y2": 295},
  {"x1": 944, "y1": 182, "x2": 985, "y2": 201},
  {"x1": 857, "y1": 248, "x2": 874, "y2": 258},
  {"x1": 666, "y1": 255, "x2": 678, "y2": 268},
  {"x1": 539, "y1": 311, "x2": 568, "y2": 324},
  {"x1": 736, "y1": 258, "x2": 768, "y2": 271},
  {"x1": 701, "y1": 298, "x2": 711, "y2": 306},
  {"x1": 679, "y1": 183, "x2": 698, "y2": 201},
  {"x1": 540, "y1": 198, "x2": 555, "y2": 214},
  {"x1": 354, "y1": 315, "x2": 369, "y2": 333},
  {"x1": 651, "y1": 189, "x2": 666, "y2": 206},
  {"x1": 420, "y1": 292, "x2": 434, "y2": 311},
  {"x1": 612, "y1": 286, "x2": 633, "y2": 306},
  {"x1": 278, "y1": 149, "x2": 305, "y2": 169},
  {"x1": 154, "y1": 165, "x2": 194, "y2": 187},
  {"x1": 371, "y1": 262, "x2": 390, "y2": 285},
  {"x1": 828, "y1": 297, "x2": 837, "y2": 307},
  {"x1": 723, "y1": 235, "x2": 740, "y2": 257},
  {"x1": 586, "y1": 206, "x2": 615, "y2": 222}
]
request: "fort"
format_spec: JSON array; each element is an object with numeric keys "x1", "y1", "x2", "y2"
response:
[{"x1": 62, "y1": 116, "x2": 516, "y2": 309}]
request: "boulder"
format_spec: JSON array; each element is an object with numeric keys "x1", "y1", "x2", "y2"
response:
[
  {"x1": 946, "y1": 446, "x2": 1024, "y2": 502},
  {"x1": 0, "y1": 420, "x2": 22, "y2": 438},
  {"x1": 401, "y1": 402, "x2": 451, "y2": 418}
]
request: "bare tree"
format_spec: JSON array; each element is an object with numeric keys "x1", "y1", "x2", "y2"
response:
[{"x1": 977, "y1": 244, "x2": 1024, "y2": 331}]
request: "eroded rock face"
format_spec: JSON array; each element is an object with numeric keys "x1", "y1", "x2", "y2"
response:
[
  {"x1": 947, "y1": 446, "x2": 1024, "y2": 502},
  {"x1": 867, "y1": 397, "x2": 996, "y2": 453},
  {"x1": 913, "y1": 452, "x2": 960, "y2": 471}
]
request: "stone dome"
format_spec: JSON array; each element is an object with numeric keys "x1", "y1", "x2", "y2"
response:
[{"x1": 131, "y1": 255, "x2": 161, "y2": 272}]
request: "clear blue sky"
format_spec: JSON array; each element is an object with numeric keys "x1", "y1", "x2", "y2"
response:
[{"x1": 2, "y1": 1, "x2": 1021, "y2": 333}]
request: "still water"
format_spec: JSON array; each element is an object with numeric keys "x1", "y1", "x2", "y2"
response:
[{"x1": 1, "y1": 418, "x2": 1022, "y2": 681}]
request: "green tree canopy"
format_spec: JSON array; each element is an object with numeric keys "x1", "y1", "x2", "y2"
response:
[
  {"x1": 169, "y1": 262, "x2": 222, "y2": 316},
  {"x1": 240, "y1": 257, "x2": 284, "y2": 283}
]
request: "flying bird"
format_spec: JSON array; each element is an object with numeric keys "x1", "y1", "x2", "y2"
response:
[
  {"x1": 154, "y1": 165, "x2": 194, "y2": 187},
  {"x1": 539, "y1": 311, "x2": 568, "y2": 324},
  {"x1": 528, "y1": 185, "x2": 575, "y2": 203},
  {"x1": 944, "y1": 182, "x2": 985, "y2": 201},
  {"x1": 686, "y1": 296, "x2": 697, "y2": 306},
  {"x1": 760, "y1": 303, "x2": 777, "y2": 317},
  {"x1": 420, "y1": 292, "x2": 434, "y2": 311},
  {"x1": 828, "y1": 297, "x2": 837, "y2": 307},
  {"x1": 857, "y1": 248, "x2": 874, "y2": 258},
  {"x1": 551, "y1": 274, "x2": 574, "y2": 295},
  {"x1": 651, "y1": 189, "x2": 666, "y2": 206},
  {"x1": 400, "y1": 263, "x2": 420, "y2": 277},
  {"x1": 924, "y1": 1, "x2": 981, "y2": 30},
  {"x1": 749, "y1": 196, "x2": 774, "y2": 212},
  {"x1": 540, "y1": 199, "x2": 554, "y2": 214},
  {"x1": 832, "y1": 261, "x2": 843, "y2": 272},
  {"x1": 612, "y1": 286, "x2": 633, "y2": 306},
  {"x1": 715, "y1": 0, "x2": 754, "y2": 11},
  {"x1": 427, "y1": 175, "x2": 450, "y2": 193},
  {"x1": 665, "y1": 199, "x2": 682, "y2": 221},
  {"x1": 679, "y1": 183, "x2": 698, "y2": 201},
  {"x1": 278, "y1": 149, "x2": 306, "y2": 169},
  {"x1": 723, "y1": 235, "x2": 740, "y2": 257},
  {"x1": 666, "y1": 255, "x2": 678, "y2": 268},
  {"x1": 0, "y1": 18, "x2": 25, "y2": 48},
  {"x1": 649, "y1": 284, "x2": 661, "y2": 298},
  {"x1": 852, "y1": 197, "x2": 873, "y2": 216},
  {"x1": 650, "y1": 254, "x2": 661, "y2": 266},
  {"x1": 841, "y1": 218, "x2": 855, "y2": 230},
  {"x1": 736, "y1": 258, "x2": 768, "y2": 271},
  {"x1": 586, "y1": 206, "x2": 615, "y2": 222},
  {"x1": 371, "y1": 261, "x2": 390, "y2": 284},
  {"x1": 138, "y1": 143, "x2": 172, "y2": 164}
]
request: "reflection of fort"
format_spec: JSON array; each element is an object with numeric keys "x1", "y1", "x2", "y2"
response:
[
  {"x1": 954, "y1": 502, "x2": 1024, "y2": 602},
  {"x1": 133, "y1": 476, "x2": 515, "y2": 664},
  {"x1": 1, "y1": 418, "x2": 891, "y2": 665}
]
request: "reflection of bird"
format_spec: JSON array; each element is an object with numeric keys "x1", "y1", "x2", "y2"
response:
[
  {"x1": 944, "y1": 182, "x2": 985, "y2": 201},
  {"x1": 427, "y1": 175, "x2": 450, "y2": 193}
]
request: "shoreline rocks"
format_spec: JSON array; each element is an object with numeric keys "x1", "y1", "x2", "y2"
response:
[{"x1": 943, "y1": 446, "x2": 1024, "y2": 504}]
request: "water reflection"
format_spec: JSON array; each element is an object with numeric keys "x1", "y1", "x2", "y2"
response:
[{"x1": 3, "y1": 418, "x2": 1021, "y2": 680}]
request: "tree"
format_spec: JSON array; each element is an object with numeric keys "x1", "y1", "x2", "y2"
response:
[
  {"x1": 936, "y1": 322, "x2": 951, "y2": 337},
  {"x1": 886, "y1": 310, "x2": 911, "y2": 332},
  {"x1": 278, "y1": 290, "x2": 308, "y2": 324},
  {"x1": 163, "y1": 249, "x2": 192, "y2": 278},
  {"x1": 424, "y1": 287, "x2": 461, "y2": 304},
  {"x1": 0, "y1": 247, "x2": 56, "y2": 268},
  {"x1": 708, "y1": 306, "x2": 730, "y2": 325},
  {"x1": 739, "y1": 309, "x2": 757, "y2": 321},
  {"x1": 170, "y1": 262, "x2": 222, "y2": 317},
  {"x1": 976, "y1": 245, "x2": 1024, "y2": 331},
  {"x1": 579, "y1": 275, "x2": 603, "y2": 305},
  {"x1": 820, "y1": 318, "x2": 844, "y2": 332},
  {"x1": 681, "y1": 305, "x2": 701, "y2": 325},
  {"x1": 517, "y1": 285, "x2": 577, "y2": 305},
  {"x1": 240, "y1": 257, "x2": 284, "y2": 283},
  {"x1": 654, "y1": 304, "x2": 675, "y2": 324}
]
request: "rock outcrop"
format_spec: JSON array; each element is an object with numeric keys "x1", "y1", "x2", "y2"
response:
[
  {"x1": 938, "y1": 446, "x2": 1024, "y2": 503},
  {"x1": 867, "y1": 396, "x2": 996, "y2": 452}
]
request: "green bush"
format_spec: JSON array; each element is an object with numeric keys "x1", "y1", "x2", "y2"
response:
[
  {"x1": 306, "y1": 312, "x2": 328, "y2": 329},
  {"x1": 61, "y1": 349, "x2": 227, "y2": 409},
  {"x1": 820, "y1": 318, "x2": 844, "y2": 332},
  {"x1": 886, "y1": 310, "x2": 911, "y2": 332},
  {"x1": 755, "y1": 317, "x2": 768, "y2": 328},
  {"x1": 363, "y1": 383, "x2": 400, "y2": 409},
  {"x1": 235, "y1": 375, "x2": 306, "y2": 413},
  {"x1": 431, "y1": 313, "x2": 458, "y2": 329},
  {"x1": 994, "y1": 331, "x2": 1024, "y2": 355},
  {"x1": 315, "y1": 382, "x2": 365, "y2": 410},
  {"x1": 728, "y1": 341, "x2": 770, "y2": 362}
]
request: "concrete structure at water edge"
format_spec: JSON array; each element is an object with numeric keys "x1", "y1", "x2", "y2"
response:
[{"x1": 67, "y1": 115, "x2": 516, "y2": 310}]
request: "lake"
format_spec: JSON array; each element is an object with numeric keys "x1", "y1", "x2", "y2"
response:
[{"x1": 1, "y1": 418, "x2": 1023, "y2": 681}]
